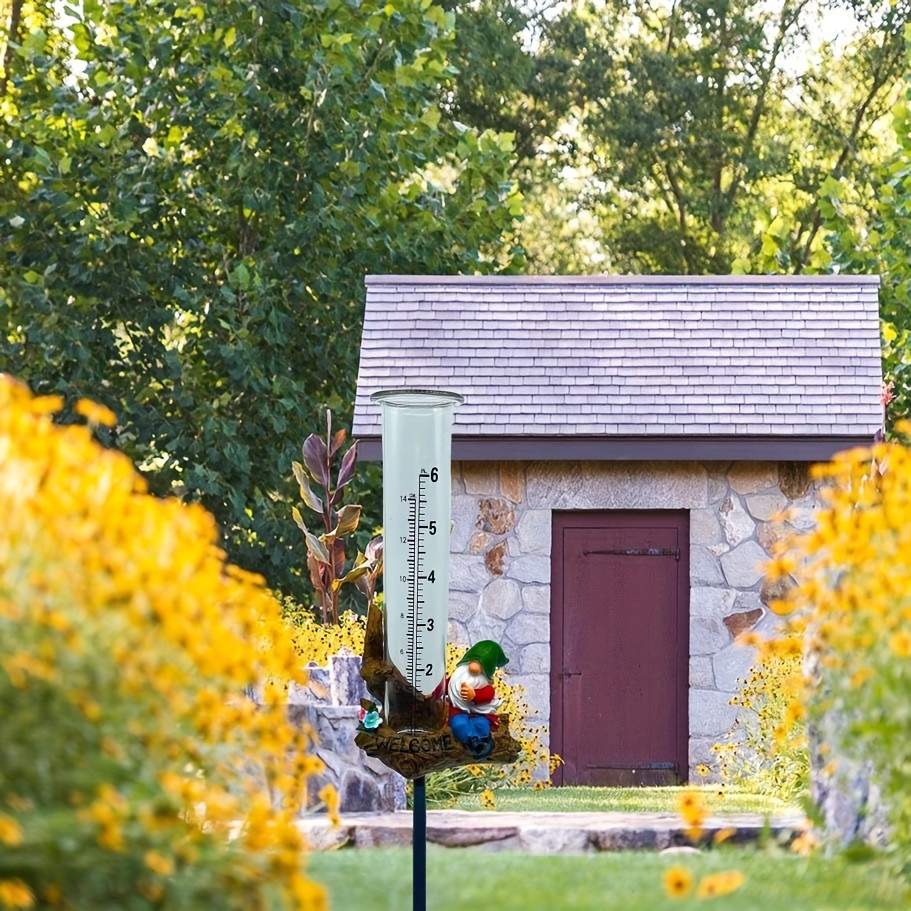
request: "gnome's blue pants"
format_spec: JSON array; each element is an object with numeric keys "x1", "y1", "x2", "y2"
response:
[{"x1": 450, "y1": 713, "x2": 491, "y2": 745}]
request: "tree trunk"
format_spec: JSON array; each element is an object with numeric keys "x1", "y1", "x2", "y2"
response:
[{"x1": 1, "y1": 0, "x2": 24, "y2": 97}]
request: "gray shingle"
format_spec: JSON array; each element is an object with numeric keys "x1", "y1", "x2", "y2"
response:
[{"x1": 353, "y1": 275, "x2": 882, "y2": 440}]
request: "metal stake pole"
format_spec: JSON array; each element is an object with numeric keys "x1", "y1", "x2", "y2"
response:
[{"x1": 413, "y1": 775, "x2": 427, "y2": 911}]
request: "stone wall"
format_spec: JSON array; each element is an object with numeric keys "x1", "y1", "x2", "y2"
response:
[
  {"x1": 447, "y1": 460, "x2": 820, "y2": 778},
  {"x1": 261, "y1": 652, "x2": 406, "y2": 814}
]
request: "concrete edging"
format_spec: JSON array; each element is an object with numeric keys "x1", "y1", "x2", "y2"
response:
[{"x1": 297, "y1": 810, "x2": 808, "y2": 854}]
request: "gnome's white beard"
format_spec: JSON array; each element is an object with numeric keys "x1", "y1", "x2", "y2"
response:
[{"x1": 448, "y1": 664, "x2": 500, "y2": 714}]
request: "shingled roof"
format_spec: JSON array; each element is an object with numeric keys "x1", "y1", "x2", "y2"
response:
[{"x1": 353, "y1": 275, "x2": 882, "y2": 461}]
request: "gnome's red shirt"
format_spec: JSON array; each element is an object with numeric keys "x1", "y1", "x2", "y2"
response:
[{"x1": 446, "y1": 680, "x2": 500, "y2": 730}]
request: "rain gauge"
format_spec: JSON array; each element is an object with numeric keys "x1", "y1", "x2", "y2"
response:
[{"x1": 370, "y1": 388, "x2": 463, "y2": 732}]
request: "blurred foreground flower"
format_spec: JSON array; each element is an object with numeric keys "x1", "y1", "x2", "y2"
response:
[
  {"x1": 696, "y1": 870, "x2": 746, "y2": 898},
  {"x1": 677, "y1": 787, "x2": 708, "y2": 842},
  {"x1": 662, "y1": 865, "x2": 694, "y2": 898},
  {"x1": 0, "y1": 376, "x2": 325, "y2": 910}
]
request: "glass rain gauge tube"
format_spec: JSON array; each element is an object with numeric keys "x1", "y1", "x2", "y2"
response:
[{"x1": 371, "y1": 389, "x2": 463, "y2": 733}]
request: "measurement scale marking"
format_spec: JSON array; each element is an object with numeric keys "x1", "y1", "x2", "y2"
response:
[{"x1": 404, "y1": 470, "x2": 431, "y2": 702}]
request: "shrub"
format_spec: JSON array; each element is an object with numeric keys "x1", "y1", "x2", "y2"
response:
[
  {"x1": 285, "y1": 608, "x2": 369, "y2": 668},
  {"x1": 712, "y1": 631, "x2": 809, "y2": 803},
  {"x1": 769, "y1": 429, "x2": 911, "y2": 857},
  {"x1": 0, "y1": 376, "x2": 325, "y2": 910}
]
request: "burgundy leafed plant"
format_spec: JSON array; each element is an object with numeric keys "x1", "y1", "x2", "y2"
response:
[{"x1": 292, "y1": 411, "x2": 381, "y2": 625}]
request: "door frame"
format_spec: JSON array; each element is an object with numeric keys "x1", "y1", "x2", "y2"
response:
[{"x1": 549, "y1": 509, "x2": 690, "y2": 786}]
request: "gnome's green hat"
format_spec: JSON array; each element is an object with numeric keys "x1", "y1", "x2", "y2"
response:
[{"x1": 458, "y1": 640, "x2": 509, "y2": 679}]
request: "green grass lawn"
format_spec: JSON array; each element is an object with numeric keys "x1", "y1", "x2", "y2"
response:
[
  {"x1": 447, "y1": 785, "x2": 800, "y2": 816},
  {"x1": 308, "y1": 844, "x2": 908, "y2": 911}
]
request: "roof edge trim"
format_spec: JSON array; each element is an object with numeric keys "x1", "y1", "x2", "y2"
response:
[
  {"x1": 365, "y1": 273, "x2": 881, "y2": 287},
  {"x1": 355, "y1": 434, "x2": 873, "y2": 462}
]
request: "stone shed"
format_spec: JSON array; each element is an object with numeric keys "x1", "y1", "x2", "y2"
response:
[{"x1": 352, "y1": 274, "x2": 882, "y2": 784}]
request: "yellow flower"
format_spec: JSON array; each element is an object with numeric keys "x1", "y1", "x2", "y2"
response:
[
  {"x1": 765, "y1": 553, "x2": 797, "y2": 579},
  {"x1": 97, "y1": 821, "x2": 125, "y2": 852},
  {"x1": 662, "y1": 866, "x2": 693, "y2": 898},
  {"x1": 0, "y1": 376, "x2": 342, "y2": 901},
  {"x1": 143, "y1": 850, "x2": 175, "y2": 877},
  {"x1": 0, "y1": 814, "x2": 22, "y2": 847},
  {"x1": 695, "y1": 763, "x2": 710, "y2": 777},
  {"x1": 677, "y1": 787, "x2": 708, "y2": 842},
  {"x1": 74, "y1": 398, "x2": 117, "y2": 427},
  {"x1": 790, "y1": 829, "x2": 818, "y2": 856},
  {"x1": 29, "y1": 395, "x2": 64, "y2": 415},
  {"x1": 480, "y1": 789, "x2": 496, "y2": 809},
  {"x1": 0, "y1": 879, "x2": 34, "y2": 908},
  {"x1": 696, "y1": 870, "x2": 746, "y2": 898},
  {"x1": 317, "y1": 784, "x2": 340, "y2": 827},
  {"x1": 712, "y1": 827, "x2": 737, "y2": 845},
  {"x1": 889, "y1": 631, "x2": 911, "y2": 658},
  {"x1": 676, "y1": 787, "x2": 707, "y2": 826},
  {"x1": 768, "y1": 597, "x2": 796, "y2": 616},
  {"x1": 288, "y1": 872, "x2": 328, "y2": 910}
]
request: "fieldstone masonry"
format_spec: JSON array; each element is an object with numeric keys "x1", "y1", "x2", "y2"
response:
[
  {"x1": 261, "y1": 651, "x2": 406, "y2": 814},
  {"x1": 447, "y1": 459, "x2": 819, "y2": 778}
]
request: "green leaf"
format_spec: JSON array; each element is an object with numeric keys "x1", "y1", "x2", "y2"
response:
[
  {"x1": 420, "y1": 106, "x2": 441, "y2": 129},
  {"x1": 231, "y1": 263, "x2": 251, "y2": 291}
]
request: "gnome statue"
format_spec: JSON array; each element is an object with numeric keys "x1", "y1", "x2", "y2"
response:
[{"x1": 447, "y1": 640, "x2": 509, "y2": 760}]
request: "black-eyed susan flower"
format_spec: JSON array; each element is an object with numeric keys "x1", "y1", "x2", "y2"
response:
[
  {"x1": 662, "y1": 865, "x2": 693, "y2": 898},
  {"x1": 74, "y1": 398, "x2": 117, "y2": 428},
  {"x1": 0, "y1": 879, "x2": 34, "y2": 909},
  {"x1": 696, "y1": 870, "x2": 745, "y2": 898},
  {"x1": 0, "y1": 813, "x2": 22, "y2": 847}
]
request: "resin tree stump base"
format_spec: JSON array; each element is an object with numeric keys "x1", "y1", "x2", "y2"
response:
[
  {"x1": 354, "y1": 716, "x2": 520, "y2": 779},
  {"x1": 356, "y1": 601, "x2": 520, "y2": 779}
]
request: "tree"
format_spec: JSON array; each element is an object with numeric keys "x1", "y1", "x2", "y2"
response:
[
  {"x1": 516, "y1": 0, "x2": 906, "y2": 274},
  {"x1": 824, "y1": 77, "x2": 911, "y2": 428},
  {"x1": 0, "y1": 0, "x2": 522, "y2": 603},
  {"x1": 439, "y1": 0, "x2": 581, "y2": 185}
]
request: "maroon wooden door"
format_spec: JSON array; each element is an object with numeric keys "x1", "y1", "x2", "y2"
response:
[{"x1": 551, "y1": 510, "x2": 689, "y2": 786}]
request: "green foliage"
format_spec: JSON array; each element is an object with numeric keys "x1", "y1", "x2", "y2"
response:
[
  {"x1": 825, "y1": 81, "x2": 911, "y2": 428},
  {"x1": 0, "y1": 0, "x2": 522, "y2": 603},
  {"x1": 712, "y1": 635, "x2": 809, "y2": 804},
  {"x1": 514, "y1": 0, "x2": 904, "y2": 274},
  {"x1": 772, "y1": 435, "x2": 911, "y2": 867},
  {"x1": 0, "y1": 376, "x2": 324, "y2": 910},
  {"x1": 440, "y1": 0, "x2": 578, "y2": 181}
]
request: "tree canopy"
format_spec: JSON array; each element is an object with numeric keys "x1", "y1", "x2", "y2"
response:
[
  {"x1": 3, "y1": 0, "x2": 910, "y2": 607},
  {"x1": 0, "y1": 0, "x2": 522, "y2": 603},
  {"x1": 824, "y1": 88, "x2": 911, "y2": 431},
  {"x1": 527, "y1": 0, "x2": 906, "y2": 274}
]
